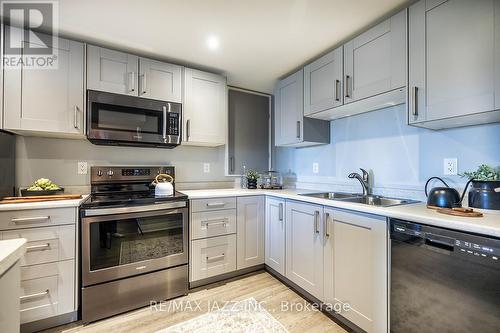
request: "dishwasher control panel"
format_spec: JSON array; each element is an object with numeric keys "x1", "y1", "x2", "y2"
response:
[{"x1": 455, "y1": 239, "x2": 499, "y2": 261}]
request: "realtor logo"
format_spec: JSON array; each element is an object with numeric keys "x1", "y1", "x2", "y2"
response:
[{"x1": 2, "y1": 0, "x2": 59, "y2": 69}]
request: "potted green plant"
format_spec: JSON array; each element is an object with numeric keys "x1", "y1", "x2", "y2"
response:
[
  {"x1": 245, "y1": 170, "x2": 260, "y2": 189},
  {"x1": 461, "y1": 164, "x2": 500, "y2": 210}
]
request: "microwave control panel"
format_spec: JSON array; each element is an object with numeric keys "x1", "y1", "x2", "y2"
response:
[{"x1": 167, "y1": 113, "x2": 180, "y2": 136}]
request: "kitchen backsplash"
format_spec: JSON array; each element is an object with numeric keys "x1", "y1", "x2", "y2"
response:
[
  {"x1": 275, "y1": 104, "x2": 500, "y2": 201},
  {"x1": 15, "y1": 136, "x2": 234, "y2": 193}
]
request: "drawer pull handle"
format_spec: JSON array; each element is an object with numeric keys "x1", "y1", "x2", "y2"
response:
[
  {"x1": 206, "y1": 202, "x2": 226, "y2": 208},
  {"x1": 20, "y1": 289, "x2": 49, "y2": 301},
  {"x1": 203, "y1": 219, "x2": 227, "y2": 228},
  {"x1": 26, "y1": 243, "x2": 51, "y2": 251},
  {"x1": 206, "y1": 253, "x2": 225, "y2": 262},
  {"x1": 12, "y1": 216, "x2": 50, "y2": 223}
]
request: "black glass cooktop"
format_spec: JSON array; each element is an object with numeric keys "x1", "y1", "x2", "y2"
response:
[{"x1": 81, "y1": 190, "x2": 188, "y2": 209}]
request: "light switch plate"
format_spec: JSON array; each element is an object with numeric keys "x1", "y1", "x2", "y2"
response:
[
  {"x1": 78, "y1": 161, "x2": 88, "y2": 175},
  {"x1": 443, "y1": 158, "x2": 458, "y2": 175},
  {"x1": 203, "y1": 163, "x2": 210, "y2": 173},
  {"x1": 312, "y1": 162, "x2": 319, "y2": 174}
]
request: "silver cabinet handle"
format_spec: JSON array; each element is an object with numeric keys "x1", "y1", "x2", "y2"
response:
[
  {"x1": 20, "y1": 289, "x2": 49, "y2": 301},
  {"x1": 411, "y1": 86, "x2": 418, "y2": 116},
  {"x1": 140, "y1": 73, "x2": 147, "y2": 95},
  {"x1": 128, "y1": 72, "x2": 135, "y2": 92},
  {"x1": 26, "y1": 243, "x2": 51, "y2": 251},
  {"x1": 335, "y1": 79, "x2": 341, "y2": 102},
  {"x1": 203, "y1": 219, "x2": 228, "y2": 228},
  {"x1": 278, "y1": 202, "x2": 284, "y2": 222},
  {"x1": 324, "y1": 212, "x2": 330, "y2": 238},
  {"x1": 296, "y1": 121, "x2": 301, "y2": 139},
  {"x1": 162, "y1": 105, "x2": 167, "y2": 141},
  {"x1": 206, "y1": 253, "x2": 225, "y2": 262},
  {"x1": 314, "y1": 210, "x2": 320, "y2": 234},
  {"x1": 12, "y1": 216, "x2": 50, "y2": 223},
  {"x1": 186, "y1": 119, "x2": 191, "y2": 142},
  {"x1": 206, "y1": 202, "x2": 225, "y2": 208},
  {"x1": 73, "y1": 105, "x2": 80, "y2": 129},
  {"x1": 345, "y1": 75, "x2": 351, "y2": 98}
]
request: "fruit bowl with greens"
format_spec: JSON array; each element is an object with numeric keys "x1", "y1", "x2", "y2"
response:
[{"x1": 21, "y1": 178, "x2": 64, "y2": 196}]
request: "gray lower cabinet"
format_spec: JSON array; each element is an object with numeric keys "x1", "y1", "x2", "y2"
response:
[
  {"x1": 409, "y1": 0, "x2": 500, "y2": 129},
  {"x1": 138, "y1": 57, "x2": 182, "y2": 102},
  {"x1": 236, "y1": 196, "x2": 265, "y2": 269},
  {"x1": 3, "y1": 28, "x2": 85, "y2": 136},
  {"x1": 303, "y1": 47, "x2": 343, "y2": 116},
  {"x1": 274, "y1": 69, "x2": 330, "y2": 147},
  {"x1": 87, "y1": 45, "x2": 138, "y2": 96},
  {"x1": 344, "y1": 10, "x2": 406, "y2": 104},
  {"x1": 323, "y1": 208, "x2": 387, "y2": 333},
  {"x1": 285, "y1": 201, "x2": 324, "y2": 300},
  {"x1": 265, "y1": 197, "x2": 286, "y2": 275}
]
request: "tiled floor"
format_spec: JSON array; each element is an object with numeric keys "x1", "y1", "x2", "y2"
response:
[{"x1": 42, "y1": 271, "x2": 347, "y2": 333}]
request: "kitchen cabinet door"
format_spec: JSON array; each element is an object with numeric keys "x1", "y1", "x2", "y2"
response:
[
  {"x1": 327, "y1": 209, "x2": 387, "y2": 333},
  {"x1": 285, "y1": 201, "x2": 323, "y2": 300},
  {"x1": 344, "y1": 10, "x2": 406, "y2": 104},
  {"x1": 274, "y1": 70, "x2": 303, "y2": 146},
  {"x1": 183, "y1": 68, "x2": 227, "y2": 146},
  {"x1": 409, "y1": 0, "x2": 497, "y2": 127},
  {"x1": 236, "y1": 196, "x2": 265, "y2": 269},
  {"x1": 304, "y1": 47, "x2": 343, "y2": 116},
  {"x1": 265, "y1": 197, "x2": 286, "y2": 276},
  {"x1": 87, "y1": 45, "x2": 138, "y2": 96},
  {"x1": 138, "y1": 58, "x2": 182, "y2": 102},
  {"x1": 3, "y1": 28, "x2": 85, "y2": 136}
]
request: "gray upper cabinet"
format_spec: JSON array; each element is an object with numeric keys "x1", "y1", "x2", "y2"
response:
[
  {"x1": 138, "y1": 58, "x2": 182, "y2": 102},
  {"x1": 275, "y1": 69, "x2": 330, "y2": 147},
  {"x1": 344, "y1": 10, "x2": 406, "y2": 104},
  {"x1": 3, "y1": 27, "x2": 85, "y2": 136},
  {"x1": 227, "y1": 89, "x2": 269, "y2": 175},
  {"x1": 303, "y1": 46, "x2": 343, "y2": 116},
  {"x1": 87, "y1": 45, "x2": 138, "y2": 96},
  {"x1": 409, "y1": 0, "x2": 500, "y2": 129}
]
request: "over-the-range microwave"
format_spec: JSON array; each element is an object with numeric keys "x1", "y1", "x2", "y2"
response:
[{"x1": 86, "y1": 90, "x2": 181, "y2": 148}]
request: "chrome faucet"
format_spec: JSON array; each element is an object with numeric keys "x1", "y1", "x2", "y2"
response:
[{"x1": 348, "y1": 168, "x2": 371, "y2": 196}]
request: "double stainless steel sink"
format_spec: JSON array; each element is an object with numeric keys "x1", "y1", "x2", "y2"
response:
[{"x1": 299, "y1": 192, "x2": 418, "y2": 207}]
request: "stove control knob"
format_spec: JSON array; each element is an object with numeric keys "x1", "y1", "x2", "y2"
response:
[
  {"x1": 97, "y1": 170, "x2": 103, "y2": 177},
  {"x1": 107, "y1": 170, "x2": 114, "y2": 176}
]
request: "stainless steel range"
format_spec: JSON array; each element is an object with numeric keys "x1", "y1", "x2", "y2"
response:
[{"x1": 80, "y1": 166, "x2": 188, "y2": 323}]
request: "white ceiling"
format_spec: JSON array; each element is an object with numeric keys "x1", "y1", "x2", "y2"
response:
[{"x1": 56, "y1": 0, "x2": 408, "y2": 93}]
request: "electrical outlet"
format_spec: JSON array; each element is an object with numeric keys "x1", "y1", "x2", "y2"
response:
[
  {"x1": 78, "y1": 161, "x2": 88, "y2": 175},
  {"x1": 203, "y1": 163, "x2": 210, "y2": 173},
  {"x1": 312, "y1": 162, "x2": 319, "y2": 174},
  {"x1": 443, "y1": 158, "x2": 458, "y2": 175}
]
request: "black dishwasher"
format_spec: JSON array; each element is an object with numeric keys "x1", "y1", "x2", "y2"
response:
[{"x1": 390, "y1": 219, "x2": 500, "y2": 333}]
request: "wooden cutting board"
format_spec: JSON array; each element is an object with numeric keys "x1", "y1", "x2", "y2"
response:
[
  {"x1": 435, "y1": 207, "x2": 483, "y2": 217},
  {"x1": 0, "y1": 194, "x2": 82, "y2": 205}
]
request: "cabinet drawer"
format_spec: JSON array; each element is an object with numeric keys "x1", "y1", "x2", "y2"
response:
[
  {"x1": 190, "y1": 234, "x2": 236, "y2": 282},
  {"x1": 0, "y1": 207, "x2": 76, "y2": 230},
  {"x1": 3, "y1": 225, "x2": 75, "y2": 266},
  {"x1": 20, "y1": 260, "x2": 75, "y2": 324},
  {"x1": 191, "y1": 209, "x2": 236, "y2": 240},
  {"x1": 191, "y1": 197, "x2": 236, "y2": 212}
]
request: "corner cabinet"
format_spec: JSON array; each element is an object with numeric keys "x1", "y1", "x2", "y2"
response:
[
  {"x1": 236, "y1": 196, "x2": 265, "y2": 269},
  {"x1": 408, "y1": 0, "x2": 500, "y2": 129},
  {"x1": 3, "y1": 28, "x2": 85, "y2": 137},
  {"x1": 87, "y1": 45, "x2": 182, "y2": 102},
  {"x1": 183, "y1": 68, "x2": 227, "y2": 146},
  {"x1": 274, "y1": 69, "x2": 330, "y2": 147},
  {"x1": 285, "y1": 201, "x2": 324, "y2": 300},
  {"x1": 265, "y1": 197, "x2": 286, "y2": 275},
  {"x1": 323, "y1": 208, "x2": 388, "y2": 333}
]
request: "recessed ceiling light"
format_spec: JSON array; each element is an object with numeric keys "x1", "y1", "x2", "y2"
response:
[{"x1": 206, "y1": 35, "x2": 220, "y2": 51}]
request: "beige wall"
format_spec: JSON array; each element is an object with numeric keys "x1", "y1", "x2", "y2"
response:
[{"x1": 16, "y1": 136, "x2": 233, "y2": 191}]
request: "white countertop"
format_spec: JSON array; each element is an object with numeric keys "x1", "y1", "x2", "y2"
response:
[
  {"x1": 0, "y1": 195, "x2": 89, "y2": 212},
  {"x1": 181, "y1": 188, "x2": 500, "y2": 237},
  {"x1": 0, "y1": 238, "x2": 26, "y2": 276}
]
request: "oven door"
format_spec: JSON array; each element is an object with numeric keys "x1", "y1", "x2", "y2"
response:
[
  {"x1": 87, "y1": 90, "x2": 181, "y2": 147},
  {"x1": 82, "y1": 205, "x2": 188, "y2": 286}
]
